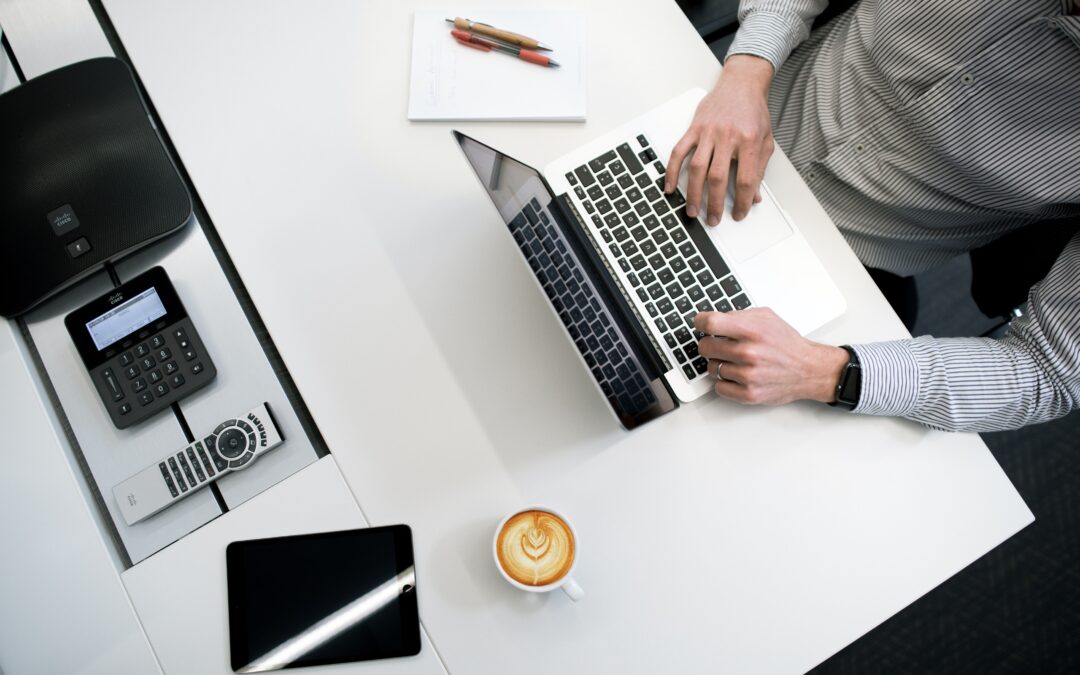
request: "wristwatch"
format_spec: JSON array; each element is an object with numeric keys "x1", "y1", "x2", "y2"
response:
[{"x1": 829, "y1": 345, "x2": 861, "y2": 410}]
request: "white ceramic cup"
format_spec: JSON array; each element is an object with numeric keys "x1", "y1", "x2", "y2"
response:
[{"x1": 492, "y1": 505, "x2": 584, "y2": 602}]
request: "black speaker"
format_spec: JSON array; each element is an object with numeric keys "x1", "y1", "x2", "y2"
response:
[{"x1": 0, "y1": 57, "x2": 192, "y2": 317}]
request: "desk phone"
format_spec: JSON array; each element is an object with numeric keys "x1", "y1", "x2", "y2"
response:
[{"x1": 65, "y1": 266, "x2": 216, "y2": 429}]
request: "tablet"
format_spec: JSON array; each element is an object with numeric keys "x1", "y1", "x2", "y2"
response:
[{"x1": 226, "y1": 525, "x2": 420, "y2": 672}]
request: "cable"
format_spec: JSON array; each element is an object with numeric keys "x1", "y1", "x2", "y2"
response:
[{"x1": 1, "y1": 29, "x2": 27, "y2": 84}]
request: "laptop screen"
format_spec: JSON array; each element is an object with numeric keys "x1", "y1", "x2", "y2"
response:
[{"x1": 454, "y1": 132, "x2": 676, "y2": 429}]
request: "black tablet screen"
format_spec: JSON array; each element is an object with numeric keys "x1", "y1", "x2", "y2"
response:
[{"x1": 226, "y1": 525, "x2": 420, "y2": 672}]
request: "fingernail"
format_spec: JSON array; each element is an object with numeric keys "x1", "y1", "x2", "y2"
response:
[
  {"x1": 707, "y1": 215, "x2": 719, "y2": 226},
  {"x1": 686, "y1": 205, "x2": 698, "y2": 218},
  {"x1": 663, "y1": 181, "x2": 672, "y2": 193}
]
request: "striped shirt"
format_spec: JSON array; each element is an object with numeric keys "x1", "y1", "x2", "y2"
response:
[{"x1": 727, "y1": 0, "x2": 1080, "y2": 431}]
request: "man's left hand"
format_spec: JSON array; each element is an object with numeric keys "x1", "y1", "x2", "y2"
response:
[{"x1": 695, "y1": 308, "x2": 850, "y2": 405}]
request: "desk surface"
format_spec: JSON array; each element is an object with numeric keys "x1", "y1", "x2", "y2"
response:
[{"x1": 10, "y1": 0, "x2": 1034, "y2": 672}]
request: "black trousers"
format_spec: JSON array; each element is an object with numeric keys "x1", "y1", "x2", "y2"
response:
[{"x1": 866, "y1": 267, "x2": 918, "y2": 332}]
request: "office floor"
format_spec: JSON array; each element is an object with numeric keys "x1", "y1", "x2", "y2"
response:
[{"x1": 701, "y1": 18, "x2": 1080, "y2": 673}]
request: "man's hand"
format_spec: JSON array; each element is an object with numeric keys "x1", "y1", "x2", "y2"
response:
[
  {"x1": 694, "y1": 308, "x2": 849, "y2": 405},
  {"x1": 665, "y1": 55, "x2": 775, "y2": 225}
]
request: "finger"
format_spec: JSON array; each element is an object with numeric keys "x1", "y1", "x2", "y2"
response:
[
  {"x1": 713, "y1": 378, "x2": 751, "y2": 403},
  {"x1": 665, "y1": 134, "x2": 696, "y2": 193},
  {"x1": 731, "y1": 150, "x2": 765, "y2": 220},
  {"x1": 754, "y1": 188, "x2": 762, "y2": 204},
  {"x1": 698, "y1": 336, "x2": 740, "y2": 362},
  {"x1": 709, "y1": 359, "x2": 748, "y2": 384},
  {"x1": 704, "y1": 146, "x2": 734, "y2": 227},
  {"x1": 694, "y1": 311, "x2": 751, "y2": 339},
  {"x1": 684, "y1": 143, "x2": 714, "y2": 220}
]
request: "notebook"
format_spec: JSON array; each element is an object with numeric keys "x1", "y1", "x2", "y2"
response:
[{"x1": 407, "y1": 10, "x2": 586, "y2": 121}]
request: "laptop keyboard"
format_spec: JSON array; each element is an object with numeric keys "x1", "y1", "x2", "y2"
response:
[
  {"x1": 510, "y1": 198, "x2": 658, "y2": 417},
  {"x1": 565, "y1": 134, "x2": 752, "y2": 383}
]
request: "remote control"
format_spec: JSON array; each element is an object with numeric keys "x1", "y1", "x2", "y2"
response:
[{"x1": 113, "y1": 403, "x2": 285, "y2": 525}]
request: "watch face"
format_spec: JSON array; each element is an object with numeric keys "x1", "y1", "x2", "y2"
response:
[{"x1": 838, "y1": 362, "x2": 861, "y2": 407}]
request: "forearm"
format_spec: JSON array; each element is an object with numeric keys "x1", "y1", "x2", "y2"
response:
[{"x1": 727, "y1": 0, "x2": 829, "y2": 71}]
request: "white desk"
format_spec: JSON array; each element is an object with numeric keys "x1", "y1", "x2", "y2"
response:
[{"x1": 1, "y1": 0, "x2": 1034, "y2": 673}]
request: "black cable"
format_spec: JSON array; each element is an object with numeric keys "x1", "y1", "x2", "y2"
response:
[
  {"x1": 1, "y1": 29, "x2": 27, "y2": 83},
  {"x1": 103, "y1": 261, "x2": 122, "y2": 287}
]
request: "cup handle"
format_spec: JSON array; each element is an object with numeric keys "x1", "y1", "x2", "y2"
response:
[{"x1": 561, "y1": 577, "x2": 584, "y2": 602}]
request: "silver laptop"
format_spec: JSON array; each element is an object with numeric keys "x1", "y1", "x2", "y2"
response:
[{"x1": 455, "y1": 88, "x2": 845, "y2": 429}]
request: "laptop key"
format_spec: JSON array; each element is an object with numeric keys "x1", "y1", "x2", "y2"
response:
[
  {"x1": 696, "y1": 299, "x2": 713, "y2": 313},
  {"x1": 661, "y1": 243, "x2": 678, "y2": 259},
  {"x1": 643, "y1": 215, "x2": 661, "y2": 230},
  {"x1": 644, "y1": 186, "x2": 661, "y2": 202},
  {"x1": 637, "y1": 134, "x2": 649, "y2": 147},
  {"x1": 630, "y1": 255, "x2": 648, "y2": 271},
  {"x1": 688, "y1": 256, "x2": 706, "y2": 272},
  {"x1": 584, "y1": 201, "x2": 595, "y2": 213},
  {"x1": 654, "y1": 160, "x2": 666, "y2": 174},
  {"x1": 670, "y1": 258, "x2": 687, "y2": 273},
  {"x1": 679, "y1": 242, "x2": 696, "y2": 258},
  {"x1": 682, "y1": 364, "x2": 696, "y2": 380},
  {"x1": 658, "y1": 269, "x2": 675, "y2": 285},
  {"x1": 675, "y1": 327, "x2": 691, "y2": 344},
  {"x1": 731, "y1": 294, "x2": 752, "y2": 310},
  {"x1": 619, "y1": 258, "x2": 631, "y2": 273},
  {"x1": 657, "y1": 297, "x2": 674, "y2": 314},
  {"x1": 623, "y1": 212, "x2": 640, "y2": 227},
  {"x1": 626, "y1": 272, "x2": 640, "y2": 288},
  {"x1": 665, "y1": 333, "x2": 678, "y2": 349},
  {"x1": 638, "y1": 288, "x2": 650, "y2": 303},
  {"x1": 589, "y1": 150, "x2": 617, "y2": 173},
  {"x1": 605, "y1": 185, "x2": 621, "y2": 200},
  {"x1": 616, "y1": 143, "x2": 644, "y2": 174},
  {"x1": 634, "y1": 201, "x2": 651, "y2": 217},
  {"x1": 588, "y1": 185, "x2": 604, "y2": 200},
  {"x1": 636, "y1": 173, "x2": 652, "y2": 189},
  {"x1": 716, "y1": 298, "x2": 733, "y2": 312},
  {"x1": 647, "y1": 284, "x2": 665, "y2": 300},
  {"x1": 665, "y1": 312, "x2": 682, "y2": 330},
  {"x1": 612, "y1": 226, "x2": 630, "y2": 242},
  {"x1": 720, "y1": 276, "x2": 743, "y2": 296},
  {"x1": 626, "y1": 187, "x2": 643, "y2": 203},
  {"x1": 675, "y1": 297, "x2": 692, "y2": 313},
  {"x1": 662, "y1": 214, "x2": 679, "y2": 229},
  {"x1": 665, "y1": 282, "x2": 682, "y2": 297},
  {"x1": 610, "y1": 160, "x2": 626, "y2": 175},
  {"x1": 575, "y1": 186, "x2": 586, "y2": 199},
  {"x1": 646, "y1": 302, "x2": 658, "y2": 317},
  {"x1": 688, "y1": 285, "x2": 705, "y2": 302},
  {"x1": 693, "y1": 357, "x2": 709, "y2": 374},
  {"x1": 648, "y1": 253, "x2": 666, "y2": 270},
  {"x1": 678, "y1": 271, "x2": 695, "y2": 288},
  {"x1": 597, "y1": 171, "x2": 614, "y2": 186},
  {"x1": 639, "y1": 268, "x2": 656, "y2": 285},
  {"x1": 576, "y1": 157, "x2": 600, "y2": 189},
  {"x1": 614, "y1": 198, "x2": 631, "y2": 214},
  {"x1": 631, "y1": 226, "x2": 648, "y2": 242},
  {"x1": 597, "y1": 199, "x2": 612, "y2": 214},
  {"x1": 640, "y1": 240, "x2": 657, "y2": 256},
  {"x1": 697, "y1": 270, "x2": 715, "y2": 286},
  {"x1": 566, "y1": 172, "x2": 578, "y2": 185},
  {"x1": 618, "y1": 174, "x2": 634, "y2": 189},
  {"x1": 706, "y1": 284, "x2": 724, "y2": 301},
  {"x1": 621, "y1": 241, "x2": 639, "y2": 257},
  {"x1": 604, "y1": 212, "x2": 621, "y2": 228},
  {"x1": 666, "y1": 190, "x2": 686, "y2": 208}
]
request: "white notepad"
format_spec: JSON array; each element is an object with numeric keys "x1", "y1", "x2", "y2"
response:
[{"x1": 408, "y1": 10, "x2": 586, "y2": 121}]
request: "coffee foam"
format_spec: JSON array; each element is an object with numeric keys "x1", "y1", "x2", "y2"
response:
[{"x1": 496, "y1": 510, "x2": 575, "y2": 587}]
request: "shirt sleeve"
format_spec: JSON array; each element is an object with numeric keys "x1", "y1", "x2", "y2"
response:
[
  {"x1": 849, "y1": 233, "x2": 1080, "y2": 432},
  {"x1": 726, "y1": 0, "x2": 830, "y2": 71}
]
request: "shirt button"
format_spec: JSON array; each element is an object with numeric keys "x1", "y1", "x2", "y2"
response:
[
  {"x1": 806, "y1": 170, "x2": 817, "y2": 180},
  {"x1": 960, "y1": 73, "x2": 974, "y2": 85},
  {"x1": 854, "y1": 143, "x2": 866, "y2": 154}
]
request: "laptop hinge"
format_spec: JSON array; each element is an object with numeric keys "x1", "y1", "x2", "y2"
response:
[{"x1": 552, "y1": 194, "x2": 673, "y2": 378}]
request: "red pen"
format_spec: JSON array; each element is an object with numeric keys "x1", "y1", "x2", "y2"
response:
[{"x1": 450, "y1": 29, "x2": 560, "y2": 68}]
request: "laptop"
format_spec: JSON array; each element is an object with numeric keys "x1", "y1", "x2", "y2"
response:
[{"x1": 454, "y1": 88, "x2": 845, "y2": 429}]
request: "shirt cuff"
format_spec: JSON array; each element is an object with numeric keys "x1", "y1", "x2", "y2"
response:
[
  {"x1": 725, "y1": 11, "x2": 812, "y2": 72},
  {"x1": 849, "y1": 341, "x2": 921, "y2": 417}
]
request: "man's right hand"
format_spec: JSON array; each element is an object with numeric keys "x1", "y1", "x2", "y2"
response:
[{"x1": 665, "y1": 54, "x2": 776, "y2": 225}]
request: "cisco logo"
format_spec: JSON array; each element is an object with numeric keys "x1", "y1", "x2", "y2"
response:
[{"x1": 108, "y1": 292, "x2": 125, "y2": 305}]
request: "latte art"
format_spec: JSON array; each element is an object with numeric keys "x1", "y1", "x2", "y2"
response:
[{"x1": 496, "y1": 510, "x2": 575, "y2": 587}]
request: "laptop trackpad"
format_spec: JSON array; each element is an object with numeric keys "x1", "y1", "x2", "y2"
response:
[{"x1": 704, "y1": 190, "x2": 793, "y2": 263}]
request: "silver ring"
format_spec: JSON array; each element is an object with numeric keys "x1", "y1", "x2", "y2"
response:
[{"x1": 715, "y1": 360, "x2": 728, "y2": 382}]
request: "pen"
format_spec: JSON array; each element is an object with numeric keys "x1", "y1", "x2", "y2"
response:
[
  {"x1": 451, "y1": 30, "x2": 560, "y2": 68},
  {"x1": 445, "y1": 17, "x2": 553, "y2": 51}
]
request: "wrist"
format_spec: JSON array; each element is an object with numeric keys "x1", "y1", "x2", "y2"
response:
[
  {"x1": 806, "y1": 345, "x2": 850, "y2": 403},
  {"x1": 720, "y1": 54, "x2": 774, "y2": 98}
]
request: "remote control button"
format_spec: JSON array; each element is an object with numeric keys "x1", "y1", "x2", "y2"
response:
[
  {"x1": 186, "y1": 447, "x2": 206, "y2": 482},
  {"x1": 134, "y1": 343, "x2": 150, "y2": 358},
  {"x1": 118, "y1": 352, "x2": 134, "y2": 367},
  {"x1": 230, "y1": 452, "x2": 254, "y2": 469},
  {"x1": 238, "y1": 421, "x2": 254, "y2": 435},
  {"x1": 247, "y1": 433, "x2": 257, "y2": 449},
  {"x1": 216, "y1": 428, "x2": 248, "y2": 459},
  {"x1": 150, "y1": 334, "x2": 165, "y2": 349},
  {"x1": 133, "y1": 377, "x2": 147, "y2": 393},
  {"x1": 173, "y1": 328, "x2": 186, "y2": 341},
  {"x1": 195, "y1": 442, "x2": 216, "y2": 477},
  {"x1": 159, "y1": 463, "x2": 179, "y2": 498},
  {"x1": 66, "y1": 237, "x2": 91, "y2": 259},
  {"x1": 204, "y1": 435, "x2": 229, "y2": 472},
  {"x1": 156, "y1": 347, "x2": 171, "y2": 362},
  {"x1": 140, "y1": 356, "x2": 156, "y2": 371},
  {"x1": 138, "y1": 391, "x2": 154, "y2": 407},
  {"x1": 101, "y1": 368, "x2": 124, "y2": 402},
  {"x1": 170, "y1": 373, "x2": 185, "y2": 388},
  {"x1": 168, "y1": 457, "x2": 187, "y2": 491},
  {"x1": 177, "y1": 452, "x2": 196, "y2": 487},
  {"x1": 164, "y1": 361, "x2": 179, "y2": 375},
  {"x1": 153, "y1": 382, "x2": 170, "y2": 397},
  {"x1": 118, "y1": 402, "x2": 132, "y2": 415},
  {"x1": 182, "y1": 347, "x2": 197, "y2": 361},
  {"x1": 149, "y1": 370, "x2": 163, "y2": 384},
  {"x1": 124, "y1": 365, "x2": 140, "y2": 380},
  {"x1": 192, "y1": 362, "x2": 204, "y2": 375}
]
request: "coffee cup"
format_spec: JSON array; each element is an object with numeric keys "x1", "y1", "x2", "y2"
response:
[{"x1": 492, "y1": 506, "x2": 584, "y2": 601}]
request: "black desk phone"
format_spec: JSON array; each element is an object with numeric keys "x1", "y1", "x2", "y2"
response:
[{"x1": 65, "y1": 267, "x2": 216, "y2": 429}]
